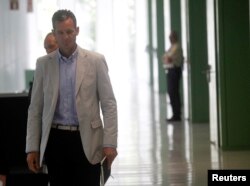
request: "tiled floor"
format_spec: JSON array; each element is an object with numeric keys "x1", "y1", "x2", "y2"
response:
[{"x1": 105, "y1": 71, "x2": 250, "y2": 186}]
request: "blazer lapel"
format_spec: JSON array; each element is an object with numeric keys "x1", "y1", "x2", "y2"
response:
[
  {"x1": 75, "y1": 49, "x2": 89, "y2": 96},
  {"x1": 48, "y1": 53, "x2": 59, "y2": 105}
]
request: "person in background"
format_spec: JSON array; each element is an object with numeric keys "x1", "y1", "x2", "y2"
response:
[
  {"x1": 28, "y1": 32, "x2": 58, "y2": 99},
  {"x1": 43, "y1": 32, "x2": 58, "y2": 54},
  {"x1": 162, "y1": 31, "x2": 184, "y2": 122},
  {"x1": 0, "y1": 124, "x2": 7, "y2": 186},
  {"x1": 26, "y1": 9, "x2": 118, "y2": 186},
  {"x1": 0, "y1": 33, "x2": 58, "y2": 186}
]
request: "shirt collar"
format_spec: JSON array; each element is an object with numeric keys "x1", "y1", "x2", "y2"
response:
[{"x1": 57, "y1": 46, "x2": 78, "y2": 62}]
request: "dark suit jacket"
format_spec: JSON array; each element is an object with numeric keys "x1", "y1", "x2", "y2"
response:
[{"x1": 0, "y1": 121, "x2": 8, "y2": 175}]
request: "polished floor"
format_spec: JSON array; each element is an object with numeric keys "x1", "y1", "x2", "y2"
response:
[{"x1": 105, "y1": 70, "x2": 250, "y2": 186}]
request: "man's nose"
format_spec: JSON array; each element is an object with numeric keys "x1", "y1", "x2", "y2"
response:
[{"x1": 62, "y1": 32, "x2": 70, "y2": 39}]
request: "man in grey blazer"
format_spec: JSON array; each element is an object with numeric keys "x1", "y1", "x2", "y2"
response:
[{"x1": 26, "y1": 10, "x2": 118, "y2": 186}]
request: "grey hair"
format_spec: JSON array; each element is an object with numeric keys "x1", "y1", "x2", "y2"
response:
[{"x1": 52, "y1": 9, "x2": 77, "y2": 29}]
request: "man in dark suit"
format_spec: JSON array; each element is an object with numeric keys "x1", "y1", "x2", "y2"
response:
[{"x1": 0, "y1": 122, "x2": 8, "y2": 186}]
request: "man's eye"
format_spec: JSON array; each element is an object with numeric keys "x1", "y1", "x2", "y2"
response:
[
  {"x1": 57, "y1": 31, "x2": 64, "y2": 35},
  {"x1": 66, "y1": 30, "x2": 74, "y2": 34},
  {"x1": 47, "y1": 44, "x2": 55, "y2": 49}
]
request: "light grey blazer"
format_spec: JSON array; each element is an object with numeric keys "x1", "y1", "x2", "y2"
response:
[{"x1": 26, "y1": 46, "x2": 118, "y2": 165}]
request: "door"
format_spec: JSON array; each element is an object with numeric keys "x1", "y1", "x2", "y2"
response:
[{"x1": 206, "y1": 0, "x2": 219, "y2": 146}]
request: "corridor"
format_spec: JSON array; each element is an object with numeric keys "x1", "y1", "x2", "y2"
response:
[{"x1": 105, "y1": 68, "x2": 250, "y2": 186}]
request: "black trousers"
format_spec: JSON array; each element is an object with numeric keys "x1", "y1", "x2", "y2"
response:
[
  {"x1": 44, "y1": 128, "x2": 100, "y2": 186},
  {"x1": 167, "y1": 67, "x2": 182, "y2": 118}
]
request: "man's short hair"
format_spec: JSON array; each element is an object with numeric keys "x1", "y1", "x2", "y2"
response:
[{"x1": 52, "y1": 9, "x2": 77, "y2": 29}]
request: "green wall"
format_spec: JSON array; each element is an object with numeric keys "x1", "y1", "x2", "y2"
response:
[
  {"x1": 156, "y1": 0, "x2": 167, "y2": 93},
  {"x1": 187, "y1": 0, "x2": 209, "y2": 123},
  {"x1": 170, "y1": 0, "x2": 181, "y2": 36},
  {"x1": 147, "y1": 0, "x2": 154, "y2": 86},
  {"x1": 216, "y1": 0, "x2": 250, "y2": 150}
]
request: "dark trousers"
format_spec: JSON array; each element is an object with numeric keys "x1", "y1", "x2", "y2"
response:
[
  {"x1": 44, "y1": 128, "x2": 100, "y2": 186},
  {"x1": 167, "y1": 67, "x2": 182, "y2": 118}
]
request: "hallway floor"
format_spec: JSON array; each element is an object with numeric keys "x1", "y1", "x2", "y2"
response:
[{"x1": 105, "y1": 73, "x2": 250, "y2": 186}]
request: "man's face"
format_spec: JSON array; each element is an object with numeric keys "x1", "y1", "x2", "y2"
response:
[
  {"x1": 44, "y1": 35, "x2": 58, "y2": 54},
  {"x1": 169, "y1": 34, "x2": 174, "y2": 44},
  {"x1": 169, "y1": 33, "x2": 177, "y2": 44},
  {"x1": 53, "y1": 18, "x2": 79, "y2": 56}
]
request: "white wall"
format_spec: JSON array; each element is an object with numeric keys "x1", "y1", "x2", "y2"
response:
[{"x1": 0, "y1": 0, "x2": 29, "y2": 93}]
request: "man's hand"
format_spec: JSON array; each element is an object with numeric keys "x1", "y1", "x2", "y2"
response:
[
  {"x1": 166, "y1": 56, "x2": 173, "y2": 63},
  {"x1": 163, "y1": 54, "x2": 173, "y2": 64},
  {"x1": 0, "y1": 175, "x2": 6, "y2": 186},
  {"x1": 103, "y1": 147, "x2": 118, "y2": 169},
  {"x1": 27, "y1": 152, "x2": 41, "y2": 173}
]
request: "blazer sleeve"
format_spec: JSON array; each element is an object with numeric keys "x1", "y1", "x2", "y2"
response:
[
  {"x1": 96, "y1": 56, "x2": 118, "y2": 148},
  {"x1": 26, "y1": 59, "x2": 44, "y2": 153}
]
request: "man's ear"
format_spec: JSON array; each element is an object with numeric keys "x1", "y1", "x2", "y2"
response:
[
  {"x1": 52, "y1": 29, "x2": 55, "y2": 35},
  {"x1": 76, "y1": 27, "x2": 79, "y2": 36}
]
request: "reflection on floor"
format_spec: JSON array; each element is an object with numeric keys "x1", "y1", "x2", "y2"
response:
[{"x1": 106, "y1": 76, "x2": 250, "y2": 186}]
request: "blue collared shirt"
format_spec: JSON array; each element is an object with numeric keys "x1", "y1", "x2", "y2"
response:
[{"x1": 53, "y1": 48, "x2": 79, "y2": 125}]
